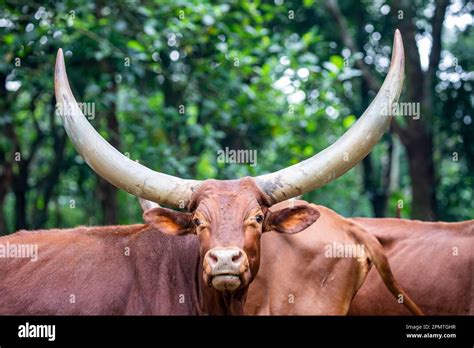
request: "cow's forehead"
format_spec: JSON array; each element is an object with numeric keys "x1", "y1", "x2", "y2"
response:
[{"x1": 188, "y1": 177, "x2": 270, "y2": 211}]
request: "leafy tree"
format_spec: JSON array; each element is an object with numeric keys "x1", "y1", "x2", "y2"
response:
[{"x1": 0, "y1": 0, "x2": 472, "y2": 234}]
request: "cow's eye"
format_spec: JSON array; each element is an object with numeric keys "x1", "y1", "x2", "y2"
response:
[
  {"x1": 255, "y1": 214, "x2": 264, "y2": 223},
  {"x1": 193, "y1": 218, "x2": 201, "y2": 226}
]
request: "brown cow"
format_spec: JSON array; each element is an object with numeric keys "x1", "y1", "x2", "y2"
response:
[
  {"x1": 244, "y1": 202, "x2": 423, "y2": 315},
  {"x1": 0, "y1": 31, "x2": 404, "y2": 315},
  {"x1": 0, "y1": 224, "x2": 202, "y2": 315},
  {"x1": 349, "y1": 218, "x2": 474, "y2": 315},
  {"x1": 0, "y1": 179, "x2": 318, "y2": 315},
  {"x1": 245, "y1": 213, "x2": 472, "y2": 315}
]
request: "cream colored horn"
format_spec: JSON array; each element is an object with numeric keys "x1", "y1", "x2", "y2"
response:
[
  {"x1": 256, "y1": 30, "x2": 405, "y2": 203},
  {"x1": 54, "y1": 49, "x2": 201, "y2": 208}
]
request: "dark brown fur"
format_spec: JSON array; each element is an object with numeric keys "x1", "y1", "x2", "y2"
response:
[{"x1": 0, "y1": 224, "x2": 204, "y2": 314}]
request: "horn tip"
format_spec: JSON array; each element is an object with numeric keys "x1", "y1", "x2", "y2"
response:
[
  {"x1": 393, "y1": 29, "x2": 404, "y2": 54},
  {"x1": 390, "y1": 29, "x2": 404, "y2": 71},
  {"x1": 55, "y1": 48, "x2": 65, "y2": 75},
  {"x1": 56, "y1": 48, "x2": 64, "y2": 63}
]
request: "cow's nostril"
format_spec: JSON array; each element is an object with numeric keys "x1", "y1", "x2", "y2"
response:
[
  {"x1": 232, "y1": 251, "x2": 243, "y2": 263},
  {"x1": 209, "y1": 253, "x2": 219, "y2": 265},
  {"x1": 206, "y1": 247, "x2": 247, "y2": 271}
]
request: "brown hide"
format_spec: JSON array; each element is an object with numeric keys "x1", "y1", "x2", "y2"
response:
[
  {"x1": 245, "y1": 202, "x2": 422, "y2": 315},
  {"x1": 349, "y1": 218, "x2": 474, "y2": 315},
  {"x1": 0, "y1": 225, "x2": 203, "y2": 315},
  {"x1": 0, "y1": 178, "x2": 320, "y2": 316}
]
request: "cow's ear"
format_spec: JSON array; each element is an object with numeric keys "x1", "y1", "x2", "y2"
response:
[
  {"x1": 263, "y1": 205, "x2": 320, "y2": 234},
  {"x1": 143, "y1": 207, "x2": 194, "y2": 235}
]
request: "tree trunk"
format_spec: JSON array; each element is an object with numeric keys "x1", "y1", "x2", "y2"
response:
[
  {"x1": 12, "y1": 163, "x2": 28, "y2": 231},
  {"x1": 32, "y1": 132, "x2": 68, "y2": 229},
  {"x1": 97, "y1": 93, "x2": 119, "y2": 224},
  {"x1": 97, "y1": 61, "x2": 119, "y2": 225},
  {"x1": 401, "y1": 128, "x2": 437, "y2": 220},
  {"x1": 391, "y1": 0, "x2": 448, "y2": 220},
  {"x1": 328, "y1": 0, "x2": 448, "y2": 220},
  {"x1": 0, "y1": 72, "x2": 12, "y2": 234},
  {"x1": 0, "y1": 151, "x2": 13, "y2": 234}
]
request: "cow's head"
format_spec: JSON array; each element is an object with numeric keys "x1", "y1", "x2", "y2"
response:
[
  {"x1": 54, "y1": 30, "x2": 404, "y2": 313},
  {"x1": 142, "y1": 178, "x2": 320, "y2": 293}
]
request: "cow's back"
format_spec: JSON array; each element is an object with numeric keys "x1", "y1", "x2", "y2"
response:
[{"x1": 0, "y1": 225, "x2": 201, "y2": 315}]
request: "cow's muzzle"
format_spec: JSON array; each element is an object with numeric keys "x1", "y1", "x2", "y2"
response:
[{"x1": 203, "y1": 247, "x2": 250, "y2": 292}]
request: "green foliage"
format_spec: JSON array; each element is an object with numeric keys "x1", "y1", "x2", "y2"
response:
[{"x1": 0, "y1": 0, "x2": 472, "y2": 233}]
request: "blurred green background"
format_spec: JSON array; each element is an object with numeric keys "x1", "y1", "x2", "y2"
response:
[{"x1": 0, "y1": 0, "x2": 472, "y2": 234}]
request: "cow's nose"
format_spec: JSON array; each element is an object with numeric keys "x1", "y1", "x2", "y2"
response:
[
  {"x1": 204, "y1": 247, "x2": 249, "y2": 292},
  {"x1": 205, "y1": 247, "x2": 248, "y2": 274}
]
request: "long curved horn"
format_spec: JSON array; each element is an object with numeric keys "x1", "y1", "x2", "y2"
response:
[
  {"x1": 255, "y1": 30, "x2": 405, "y2": 203},
  {"x1": 54, "y1": 49, "x2": 201, "y2": 208}
]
